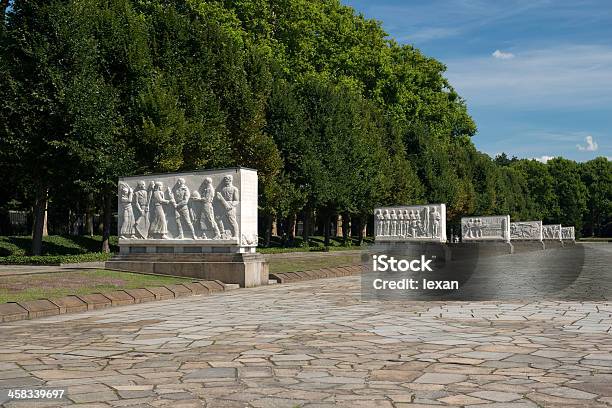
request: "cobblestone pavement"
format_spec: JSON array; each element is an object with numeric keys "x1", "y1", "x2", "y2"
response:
[{"x1": 1, "y1": 245, "x2": 611, "y2": 407}]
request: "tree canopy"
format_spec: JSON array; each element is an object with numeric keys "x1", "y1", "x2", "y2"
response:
[{"x1": 1, "y1": 0, "x2": 609, "y2": 253}]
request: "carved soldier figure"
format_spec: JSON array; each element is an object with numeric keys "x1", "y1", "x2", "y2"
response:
[
  {"x1": 170, "y1": 178, "x2": 196, "y2": 239},
  {"x1": 397, "y1": 210, "x2": 405, "y2": 237},
  {"x1": 149, "y1": 182, "x2": 170, "y2": 239},
  {"x1": 409, "y1": 210, "x2": 418, "y2": 238},
  {"x1": 216, "y1": 175, "x2": 240, "y2": 238},
  {"x1": 390, "y1": 210, "x2": 398, "y2": 236},
  {"x1": 133, "y1": 181, "x2": 149, "y2": 239},
  {"x1": 119, "y1": 182, "x2": 136, "y2": 239},
  {"x1": 383, "y1": 209, "x2": 391, "y2": 236},
  {"x1": 375, "y1": 209, "x2": 384, "y2": 236},
  {"x1": 431, "y1": 207, "x2": 441, "y2": 238},
  {"x1": 195, "y1": 177, "x2": 220, "y2": 239},
  {"x1": 403, "y1": 210, "x2": 410, "y2": 237},
  {"x1": 465, "y1": 218, "x2": 474, "y2": 238}
]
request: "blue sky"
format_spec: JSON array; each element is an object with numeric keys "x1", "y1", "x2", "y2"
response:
[{"x1": 342, "y1": 0, "x2": 612, "y2": 162}]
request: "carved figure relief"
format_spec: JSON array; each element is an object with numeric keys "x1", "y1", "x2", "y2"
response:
[
  {"x1": 169, "y1": 178, "x2": 196, "y2": 239},
  {"x1": 193, "y1": 177, "x2": 221, "y2": 239},
  {"x1": 374, "y1": 204, "x2": 446, "y2": 242},
  {"x1": 510, "y1": 221, "x2": 543, "y2": 240},
  {"x1": 133, "y1": 181, "x2": 149, "y2": 239},
  {"x1": 375, "y1": 209, "x2": 384, "y2": 236},
  {"x1": 561, "y1": 226, "x2": 575, "y2": 240},
  {"x1": 119, "y1": 182, "x2": 136, "y2": 239},
  {"x1": 216, "y1": 175, "x2": 240, "y2": 239},
  {"x1": 118, "y1": 170, "x2": 257, "y2": 245},
  {"x1": 149, "y1": 182, "x2": 170, "y2": 239},
  {"x1": 543, "y1": 224, "x2": 562, "y2": 240},
  {"x1": 461, "y1": 215, "x2": 510, "y2": 241}
]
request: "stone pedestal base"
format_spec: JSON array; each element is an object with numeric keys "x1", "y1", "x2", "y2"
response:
[
  {"x1": 512, "y1": 241, "x2": 545, "y2": 253},
  {"x1": 544, "y1": 240, "x2": 564, "y2": 248},
  {"x1": 105, "y1": 253, "x2": 269, "y2": 288},
  {"x1": 563, "y1": 240, "x2": 576, "y2": 246},
  {"x1": 449, "y1": 242, "x2": 513, "y2": 260},
  {"x1": 370, "y1": 241, "x2": 452, "y2": 263}
]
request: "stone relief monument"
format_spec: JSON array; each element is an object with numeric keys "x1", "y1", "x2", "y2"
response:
[
  {"x1": 115, "y1": 168, "x2": 258, "y2": 253},
  {"x1": 510, "y1": 221, "x2": 543, "y2": 241},
  {"x1": 108, "y1": 168, "x2": 267, "y2": 288},
  {"x1": 374, "y1": 204, "x2": 446, "y2": 242},
  {"x1": 561, "y1": 226, "x2": 575, "y2": 241},
  {"x1": 461, "y1": 215, "x2": 510, "y2": 242},
  {"x1": 543, "y1": 224, "x2": 562, "y2": 241}
]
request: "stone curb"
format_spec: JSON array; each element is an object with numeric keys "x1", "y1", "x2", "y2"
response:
[
  {"x1": 0, "y1": 280, "x2": 235, "y2": 323},
  {"x1": 270, "y1": 264, "x2": 365, "y2": 284}
]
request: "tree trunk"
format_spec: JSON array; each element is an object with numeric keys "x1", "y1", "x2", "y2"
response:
[
  {"x1": 102, "y1": 191, "x2": 113, "y2": 253},
  {"x1": 287, "y1": 213, "x2": 296, "y2": 243},
  {"x1": 31, "y1": 187, "x2": 48, "y2": 255},
  {"x1": 354, "y1": 215, "x2": 363, "y2": 246},
  {"x1": 302, "y1": 208, "x2": 311, "y2": 243},
  {"x1": 323, "y1": 212, "x2": 331, "y2": 247},
  {"x1": 341, "y1": 212, "x2": 350, "y2": 244},
  {"x1": 265, "y1": 214, "x2": 272, "y2": 246},
  {"x1": 86, "y1": 192, "x2": 94, "y2": 236}
]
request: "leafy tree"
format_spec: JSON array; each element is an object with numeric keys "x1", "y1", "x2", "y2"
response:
[
  {"x1": 580, "y1": 157, "x2": 612, "y2": 236},
  {"x1": 547, "y1": 158, "x2": 588, "y2": 232}
]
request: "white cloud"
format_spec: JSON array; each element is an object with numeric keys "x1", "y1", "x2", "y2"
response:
[
  {"x1": 492, "y1": 49, "x2": 515, "y2": 59},
  {"x1": 576, "y1": 135, "x2": 598, "y2": 151},
  {"x1": 534, "y1": 155, "x2": 555, "y2": 163},
  {"x1": 445, "y1": 45, "x2": 612, "y2": 109}
]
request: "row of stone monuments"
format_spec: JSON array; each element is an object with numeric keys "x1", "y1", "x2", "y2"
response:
[
  {"x1": 374, "y1": 204, "x2": 576, "y2": 248},
  {"x1": 105, "y1": 169, "x2": 577, "y2": 287}
]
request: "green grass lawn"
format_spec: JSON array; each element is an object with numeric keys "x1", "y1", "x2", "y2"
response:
[
  {"x1": 0, "y1": 235, "x2": 118, "y2": 264},
  {"x1": 0, "y1": 269, "x2": 193, "y2": 303},
  {"x1": 0, "y1": 234, "x2": 373, "y2": 264}
]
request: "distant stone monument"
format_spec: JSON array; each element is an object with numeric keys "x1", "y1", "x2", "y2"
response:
[
  {"x1": 561, "y1": 226, "x2": 575, "y2": 243},
  {"x1": 510, "y1": 220, "x2": 545, "y2": 252},
  {"x1": 374, "y1": 204, "x2": 446, "y2": 242},
  {"x1": 461, "y1": 215, "x2": 510, "y2": 242},
  {"x1": 543, "y1": 224, "x2": 563, "y2": 248},
  {"x1": 105, "y1": 168, "x2": 267, "y2": 287}
]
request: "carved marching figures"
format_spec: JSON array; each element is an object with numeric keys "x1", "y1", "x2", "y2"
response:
[
  {"x1": 374, "y1": 204, "x2": 447, "y2": 242},
  {"x1": 117, "y1": 171, "x2": 256, "y2": 243},
  {"x1": 510, "y1": 221, "x2": 543, "y2": 241},
  {"x1": 119, "y1": 182, "x2": 136, "y2": 239},
  {"x1": 543, "y1": 224, "x2": 562, "y2": 240},
  {"x1": 461, "y1": 215, "x2": 510, "y2": 242}
]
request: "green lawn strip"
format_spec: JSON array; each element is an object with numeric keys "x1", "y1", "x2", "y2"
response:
[
  {"x1": 268, "y1": 254, "x2": 361, "y2": 274},
  {"x1": 0, "y1": 269, "x2": 194, "y2": 303},
  {"x1": 0, "y1": 252, "x2": 113, "y2": 265},
  {"x1": 0, "y1": 235, "x2": 118, "y2": 257}
]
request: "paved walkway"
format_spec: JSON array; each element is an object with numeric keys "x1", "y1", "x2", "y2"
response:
[{"x1": 1, "y1": 246, "x2": 612, "y2": 407}]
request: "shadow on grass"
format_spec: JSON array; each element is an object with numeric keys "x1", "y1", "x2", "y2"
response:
[{"x1": 0, "y1": 235, "x2": 119, "y2": 256}]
